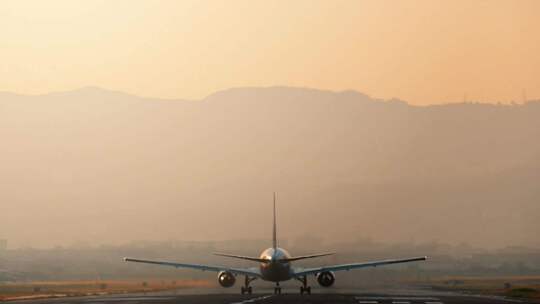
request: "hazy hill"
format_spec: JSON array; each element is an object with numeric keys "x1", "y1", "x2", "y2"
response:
[{"x1": 0, "y1": 87, "x2": 539, "y2": 249}]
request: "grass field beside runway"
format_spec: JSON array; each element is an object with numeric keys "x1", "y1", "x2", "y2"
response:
[
  {"x1": 428, "y1": 275, "x2": 540, "y2": 300},
  {"x1": 0, "y1": 279, "x2": 211, "y2": 301}
]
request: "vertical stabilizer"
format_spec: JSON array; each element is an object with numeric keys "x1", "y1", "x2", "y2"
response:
[{"x1": 273, "y1": 192, "x2": 277, "y2": 249}]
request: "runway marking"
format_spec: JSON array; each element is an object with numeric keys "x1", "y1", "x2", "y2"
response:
[
  {"x1": 230, "y1": 295, "x2": 273, "y2": 304},
  {"x1": 82, "y1": 297, "x2": 175, "y2": 302},
  {"x1": 355, "y1": 296, "x2": 440, "y2": 301},
  {"x1": 355, "y1": 296, "x2": 445, "y2": 304}
]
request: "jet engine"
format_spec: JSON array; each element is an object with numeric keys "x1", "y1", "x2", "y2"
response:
[
  {"x1": 316, "y1": 271, "x2": 335, "y2": 287},
  {"x1": 218, "y1": 271, "x2": 236, "y2": 287}
]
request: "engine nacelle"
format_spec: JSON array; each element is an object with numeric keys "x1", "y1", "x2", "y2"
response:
[
  {"x1": 218, "y1": 271, "x2": 236, "y2": 288},
  {"x1": 316, "y1": 271, "x2": 335, "y2": 287}
]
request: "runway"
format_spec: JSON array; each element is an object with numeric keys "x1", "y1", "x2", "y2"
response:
[{"x1": 9, "y1": 288, "x2": 535, "y2": 304}]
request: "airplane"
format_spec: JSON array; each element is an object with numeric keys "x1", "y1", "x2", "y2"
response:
[{"x1": 124, "y1": 193, "x2": 427, "y2": 295}]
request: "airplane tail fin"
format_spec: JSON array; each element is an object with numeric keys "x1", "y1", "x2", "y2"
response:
[{"x1": 273, "y1": 192, "x2": 277, "y2": 249}]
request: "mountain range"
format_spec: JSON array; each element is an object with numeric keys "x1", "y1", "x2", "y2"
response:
[{"x1": 1, "y1": 86, "x2": 538, "y2": 249}]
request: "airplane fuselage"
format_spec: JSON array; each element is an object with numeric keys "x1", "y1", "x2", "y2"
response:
[{"x1": 259, "y1": 247, "x2": 292, "y2": 282}]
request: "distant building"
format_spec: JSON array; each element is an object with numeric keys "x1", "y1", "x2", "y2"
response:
[{"x1": 0, "y1": 239, "x2": 7, "y2": 251}]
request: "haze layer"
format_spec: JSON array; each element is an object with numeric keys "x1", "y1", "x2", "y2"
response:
[{"x1": 1, "y1": 87, "x2": 538, "y2": 249}]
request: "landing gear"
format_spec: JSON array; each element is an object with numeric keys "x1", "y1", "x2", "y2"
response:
[
  {"x1": 300, "y1": 285, "x2": 311, "y2": 295},
  {"x1": 296, "y1": 275, "x2": 311, "y2": 295},
  {"x1": 241, "y1": 276, "x2": 256, "y2": 294},
  {"x1": 241, "y1": 286, "x2": 252, "y2": 295},
  {"x1": 274, "y1": 282, "x2": 282, "y2": 295}
]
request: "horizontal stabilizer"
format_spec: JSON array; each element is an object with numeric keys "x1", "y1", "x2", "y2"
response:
[
  {"x1": 279, "y1": 252, "x2": 335, "y2": 262},
  {"x1": 213, "y1": 252, "x2": 268, "y2": 263}
]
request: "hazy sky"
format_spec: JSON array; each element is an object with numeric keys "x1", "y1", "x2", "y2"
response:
[{"x1": 1, "y1": 0, "x2": 539, "y2": 104}]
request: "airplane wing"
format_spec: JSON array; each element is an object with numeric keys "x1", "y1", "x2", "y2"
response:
[
  {"x1": 292, "y1": 256, "x2": 427, "y2": 277},
  {"x1": 124, "y1": 257, "x2": 262, "y2": 278}
]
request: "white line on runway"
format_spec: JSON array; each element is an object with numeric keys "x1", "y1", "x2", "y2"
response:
[
  {"x1": 355, "y1": 296, "x2": 440, "y2": 301},
  {"x1": 358, "y1": 301, "x2": 378, "y2": 304},
  {"x1": 83, "y1": 297, "x2": 175, "y2": 302},
  {"x1": 392, "y1": 301, "x2": 410, "y2": 304},
  {"x1": 230, "y1": 295, "x2": 273, "y2": 304}
]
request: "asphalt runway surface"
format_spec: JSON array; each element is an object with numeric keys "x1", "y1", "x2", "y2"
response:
[{"x1": 9, "y1": 288, "x2": 536, "y2": 304}]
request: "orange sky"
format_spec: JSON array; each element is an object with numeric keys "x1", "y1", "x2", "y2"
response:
[{"x1": 1, "y1": 0, "x2": 539, "y2": 105}]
